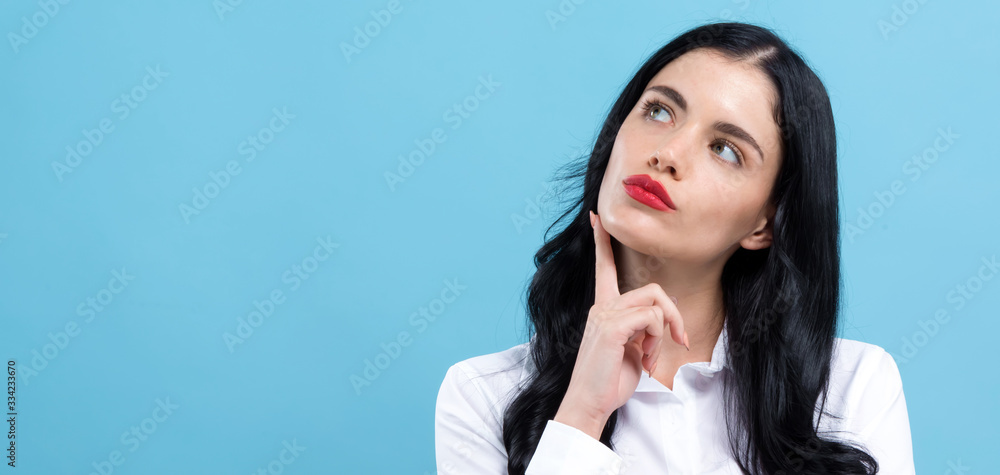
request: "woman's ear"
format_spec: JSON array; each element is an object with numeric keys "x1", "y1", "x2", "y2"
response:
[{"x1": 740, "y1": 202, "x2": 775, "y2": 251}]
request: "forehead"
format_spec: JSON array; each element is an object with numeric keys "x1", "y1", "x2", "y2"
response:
[{"x1": 644, "y1": 49, "x2": 783, "y2": 162}]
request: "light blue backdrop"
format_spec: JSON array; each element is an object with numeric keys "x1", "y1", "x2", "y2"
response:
[{"x1": 1, "y1": 1, "x2": 995, "y2": 473}]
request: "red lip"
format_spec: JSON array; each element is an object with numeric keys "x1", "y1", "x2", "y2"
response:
[{"x1": 622, "y1": 174, "x2": 676, "y2": 211}]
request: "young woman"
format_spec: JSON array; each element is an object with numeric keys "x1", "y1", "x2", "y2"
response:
[{"x1": 435, "y1": 22, "x2": 914, "y2": 474}]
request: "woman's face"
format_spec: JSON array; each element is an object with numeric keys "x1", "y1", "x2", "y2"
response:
[{"x1": 597, "y1": 48, "x2": 784, "y2": 266}]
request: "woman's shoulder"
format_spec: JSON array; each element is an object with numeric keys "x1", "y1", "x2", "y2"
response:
[
  {"x1": 443, "y1": 340, "x2": 535, "y2": 395},
  {"x1": 821, "y1": 336, "x2": 907, "y2": 430},
  {"x1": 435, "y1": 340, "x2": 535, "y2": 430},
  {"x1": 821, "y1": 338, "x2": 914, "y2": 471},
  {"x1": 828, "y1": 337, "x2": 901, "y2": 384}
]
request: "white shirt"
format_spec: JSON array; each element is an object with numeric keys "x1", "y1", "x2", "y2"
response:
[{"x1": 434, "y1": 325, "x2": 915, "y2": 474}]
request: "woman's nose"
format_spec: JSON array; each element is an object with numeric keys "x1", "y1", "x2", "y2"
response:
[
  {"x1": 648, "y1": 127, "x2": 696, "y2": 178},
  {"x1": 648, "y1": 144, "x2": 680, "y2": 178}
]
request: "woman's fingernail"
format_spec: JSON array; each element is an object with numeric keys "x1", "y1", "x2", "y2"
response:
[
  {"x1": 670, "y1": 296, "x2": 678, "y2": 304},
  {"x1": 684, "y1": 332, "x2": 690, "y2": 351}
]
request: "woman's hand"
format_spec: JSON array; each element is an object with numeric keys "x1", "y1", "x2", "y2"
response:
[{"x1": 552, "y1": 211, "x2": 689, "y2": 440}]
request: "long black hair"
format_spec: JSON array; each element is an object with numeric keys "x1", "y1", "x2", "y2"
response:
[{"x1": 500, "y1": 22, "x2": 878, "y2": 474}]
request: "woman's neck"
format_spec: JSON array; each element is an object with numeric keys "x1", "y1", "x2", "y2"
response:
[{"x1": 612, "y1": 238, "x2": 727, "y2": 368}]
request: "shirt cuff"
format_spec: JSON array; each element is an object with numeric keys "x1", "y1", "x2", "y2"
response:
[{"x1": 525, "y1": 419, "x2": 624, "y2": 475}]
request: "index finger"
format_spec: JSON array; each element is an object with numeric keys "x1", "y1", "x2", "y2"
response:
[{"x1": 591, "y1": 210, "x2": 620, "y2": 304}]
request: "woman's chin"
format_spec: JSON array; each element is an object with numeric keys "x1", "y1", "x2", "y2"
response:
[{"x1": 605, "y1": 207, "x2": 672, "y2": 250}]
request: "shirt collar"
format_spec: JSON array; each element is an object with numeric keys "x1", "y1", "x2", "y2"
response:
[
  {"x1": 522, "y1": 323, "x2": 730, "y2": 392},
  {"x1": 635, "y1": 323, "x2": 729, "y2": 393}
]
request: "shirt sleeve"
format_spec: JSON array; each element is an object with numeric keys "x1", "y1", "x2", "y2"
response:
[
  {"x1": 525, "y1": 419, "x2": 624, "y2": 475},
  {"x1": 851, "y1": 350, "x2": 916, "y2": 474},
  {"x1": 434, "y1": 362, "x2": 625, "y2": 475}
]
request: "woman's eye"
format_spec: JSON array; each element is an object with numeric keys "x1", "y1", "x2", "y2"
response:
[
  {"x1": 647, "y1": 104, "x2": 672, "y2": 122},
  {"x1": 711, "y1": 141, "x2": 741, "y2": 165}
]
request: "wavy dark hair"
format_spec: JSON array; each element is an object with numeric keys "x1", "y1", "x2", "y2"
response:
[{"x1": 500, "y1": 22, "x2": 879, "y2": 474}]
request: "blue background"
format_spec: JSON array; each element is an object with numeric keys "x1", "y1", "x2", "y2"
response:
[{"x1": 1, "y1": 1, "x2": 996, "y2": 473}]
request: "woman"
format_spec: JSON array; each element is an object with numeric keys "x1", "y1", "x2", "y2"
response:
[{"x1": 435, "y1": 21, "x2": 914, "y2": 474}]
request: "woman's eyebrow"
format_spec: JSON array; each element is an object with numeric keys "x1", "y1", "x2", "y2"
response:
[
  {"x1": 713, "y1": 121, "x2": 764, "y2": 163},
  {"x1": 646, "y1": 85, "x2": 765, "y2": 163},
  {"x1": 647, "y1": 85, "x2": 687, "y2": 111}
]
